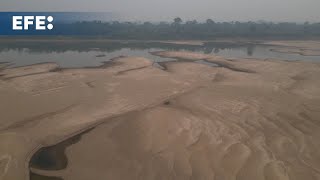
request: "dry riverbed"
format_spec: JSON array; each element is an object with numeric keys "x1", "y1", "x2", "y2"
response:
[{"x1": 1, "y1": 48, "x2": 320, "y2": 180}]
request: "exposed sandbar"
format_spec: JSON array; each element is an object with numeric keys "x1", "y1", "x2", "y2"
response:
[{"x1": 0, "y1": 51, "x2": 320, "y2": 180}]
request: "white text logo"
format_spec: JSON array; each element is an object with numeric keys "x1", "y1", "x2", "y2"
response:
[{"x1": 12, "y1": 16, "x2": 54, "y2": 30}]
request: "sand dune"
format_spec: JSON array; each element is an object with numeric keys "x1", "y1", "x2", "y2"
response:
[{"x1": 0, "y1": 50, "x2": 320, "y2": 180}]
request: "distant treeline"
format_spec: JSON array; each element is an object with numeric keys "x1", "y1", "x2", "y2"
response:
[{"x1": 55, "y1": 18, "x2": 320, "y2": 39}]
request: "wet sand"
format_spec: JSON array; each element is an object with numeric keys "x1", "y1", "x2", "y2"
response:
[
  {"x1": 0, "y1": 44, "x2": 320, "y2": 180},
  {"x1": 265, "y1": 41, "x2": 320, "y2": 56}
]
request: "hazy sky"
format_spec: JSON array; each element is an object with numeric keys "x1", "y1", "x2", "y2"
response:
[{"x1": 1, "y1": 0, "x2": 320, "y2": 22}]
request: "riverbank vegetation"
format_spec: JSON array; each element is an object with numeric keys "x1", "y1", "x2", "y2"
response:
[{"x1": 54, "y1": 18, "x2": 320, "y2": 39}]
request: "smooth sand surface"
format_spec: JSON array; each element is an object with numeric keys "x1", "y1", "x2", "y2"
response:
[{"x1": 1, "y1": 45, "x2": 320, "y2": 180}]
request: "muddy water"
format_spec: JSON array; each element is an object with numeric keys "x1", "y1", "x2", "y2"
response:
[
  {"x1": 0, "y1": 41, "x2": 319, "y2": 68},
  {"x1": 29, "y1": 172, "x2": 63, "y2": 180},
  {"x1": 29, "y1": 128, "x2": 94, "y2": 180},
  {"x1": 30, "y1": 135, "x2": 79, "y2": 170}
]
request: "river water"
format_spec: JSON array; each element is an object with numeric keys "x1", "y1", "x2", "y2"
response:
[{"x1": 0, "y1": 41, "x2": 319, "y2": 68}]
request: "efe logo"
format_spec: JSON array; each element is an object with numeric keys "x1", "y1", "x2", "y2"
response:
[{"x1": 12, "y1": 16, "x2": 54, "y2": 30}]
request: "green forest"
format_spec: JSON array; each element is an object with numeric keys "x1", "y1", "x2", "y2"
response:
[{"x1": 56, "y1": 18, "x2": 320, "y2": 39}]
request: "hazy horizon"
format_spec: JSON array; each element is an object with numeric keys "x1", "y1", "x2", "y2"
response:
[{"x1": 1, "y1": 0, "x2": 320, "y2": 23}]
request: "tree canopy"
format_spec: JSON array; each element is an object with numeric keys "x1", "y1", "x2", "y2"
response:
[{"x1": 53, "y1": 18, "x2": 320, "y2": 39}]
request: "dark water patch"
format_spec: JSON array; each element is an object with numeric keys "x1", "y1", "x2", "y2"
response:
[
  {"x1": 30, "y1": 172, "x2": 63, "y2": 180},
  {"x1": 164, "y1": 100, "x2": 171, "y2": 105},
  {"x1": 30, "y1": 128, "x2": 94, "y2": 171},
  {"x1": 0, "y1": 62, "x2": 62, "y2": 80},
  {"x1": 83, "y1": 57, "x2": 125, "y2": 69},
  {"x1": 270, "y1": 48, "x2": 320, "y2": 57},
  {"x1": 95, "y1": 54, "x2": 106, "y2": 57},
  {"x1": 109, "y1": 55, "x2": 127, "y2": 61},
  {"x1": 205, "y1": 60, "x2": 255, "y2": 73},
  {"x1": 85, "y1": 81, "x2": 95, "y2": 88},
  {"x1": 150, "y1": 51, "x2": 256, "y2": 73},
  {"x1": 152, "y1": 62, "x2": 166, "y2": 70},
  {"x1": 154, "y1": 62, "x2": 169, "y2": 71},
  {"x1": 186, "y1": 58, "x2": 253, "y2": 73},
  {"x1": 195, "y1": 60, "x2": 219, "y2": 67},
  {"x1": 116, "y1": 65, "x2": 149, "y2": 75},
  {"x1": 203, "y1": 41, "x2": 259, "y2": 48},
  {"x1": 49, "y1": 67, "x2": 62, "y2": 72},
  {"x1": 3, "y1": 72, "x2": 54, "y2": 80},
  {"x1": 150, "y1": 54, "x2": 254, "y2": 73}
]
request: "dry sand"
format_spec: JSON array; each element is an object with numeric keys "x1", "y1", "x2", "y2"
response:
[{"x1": 1, "y1": 47, "x2": 320, "y2": 180}]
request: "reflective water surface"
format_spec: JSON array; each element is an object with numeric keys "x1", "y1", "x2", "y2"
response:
[{"x1": 0, "y1": 40, "x2": 319, "y2": 68}]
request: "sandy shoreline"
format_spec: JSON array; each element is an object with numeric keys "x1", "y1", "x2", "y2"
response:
[
  {"x1": 264, "y1": 41, "x2": 320, "y2": 56},
  {"x1": 1, "y1": 46, "x2": 320, "y2": 180}
]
